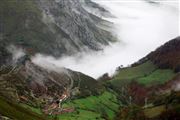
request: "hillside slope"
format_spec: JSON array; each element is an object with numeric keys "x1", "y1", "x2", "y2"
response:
[
  {"x1": 110, "y1": 37, "x2": 180, "y2": 93},
  {"x1": 0, "y1": 0, "x2": 115, "y2": 57},
  {"x1": 0, "y1": 46, "x2": 105, "y2": 119},
  {"x1": 0, "y1": 36, "x2": 179, "y2": 119},
  {"x1": 105, "y1": 37, "x2": 180, "y2": 119},
  {"x1": 0, "y1": 58, "x2": 103, "y2": 100},
  {"x1": 148, "y1": 37, "x2": 180, "y2": 72}
]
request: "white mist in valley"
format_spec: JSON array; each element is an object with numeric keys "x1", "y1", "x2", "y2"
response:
[{"x1": 32, "y1": 0, "x2": 179, "y2": 78}]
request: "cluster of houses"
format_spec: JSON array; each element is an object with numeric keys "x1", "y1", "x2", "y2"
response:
[{"x1": 43, "y1": 89, "x2": 74, "y2": 115}]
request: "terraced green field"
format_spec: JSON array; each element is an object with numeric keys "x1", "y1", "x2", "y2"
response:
[
  {"x1": 114, "y1": 61, "x2": 157, "y2": 80},
  {"x1": 58, "y1": 91, "x2": 119, "y2": 120},
  {"x1": 137, "y1": 69, "x2": 176, "y2": 86},
  {"x1": 14, "y1": 91, "x2": 119, "y2": 120},
  {"x1": 110, "y1": 61, "x2": 176, "y2": 87}
]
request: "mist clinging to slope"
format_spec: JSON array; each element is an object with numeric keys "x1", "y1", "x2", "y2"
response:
[
  {"x1": 7, "y1": 45, "x2": 25, "y2": 63},
  {"x1": 32, "y1": 0, "x2": 179, "y2": 78}
]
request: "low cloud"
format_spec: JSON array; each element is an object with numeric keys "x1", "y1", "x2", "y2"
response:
[
  {"x1": 32, "y1": 0, "x2": 179, "y2": 79},
  {"x1": 7, "y1": 45, "x2": 25, "y2": 63}
]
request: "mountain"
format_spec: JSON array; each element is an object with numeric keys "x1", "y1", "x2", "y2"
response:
[
  {"x1": 0, "y1": 0, "x2": 179, "y2": 119},
  {"x1": 147, "y1": 37, "x2": 180, "y2": 72},
  {"x1": 0, "y1": 48, "x2": 118, "y2": 120},
  {"x1": 50, "y1": 37, "x2": 180, "y2": 120},
  {"x1": 0, "y1": 0, "x2": 115, "y2": 57},
  {"x1": 0, "y1": 35, "x2": 179, "y2": 120},
  {"x1": 81, "y1": 0, "x2": 113, "y2": 17},
  {"x1": 109, "y1": 37, "x2": 180, "y2": 96},
  {"x1": 0, "y1": 48, "x2": 103, "y2": 98},
  {"x1": 0, "y1": 37, "x2": 180, "y2": 120},
  {"x1": 106, "y1": 37, "x2": 180, "y2": 120},
  {"x1": 0, "y1": 43, "x2": 106, "y2": 119},
  {"x1": 0, "y1": 0, "x2": 117, "y2": 119}
]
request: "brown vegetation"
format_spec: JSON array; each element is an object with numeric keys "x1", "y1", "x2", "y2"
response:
[{"x1": 148, "y1": 37, "x2": 180, "y2": 72}]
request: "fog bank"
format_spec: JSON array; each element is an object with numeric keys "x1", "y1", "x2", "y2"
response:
[{"x1": 33, "y1": 0, "x2": 179, "y2": 78}]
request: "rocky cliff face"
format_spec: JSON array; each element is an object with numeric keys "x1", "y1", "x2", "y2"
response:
[
  {"x1": 80, "y1": 0, "x2": 113, "y2": 18},
  {"x1": 0, "y1": 0, "x2": 115, "y2": 57}
]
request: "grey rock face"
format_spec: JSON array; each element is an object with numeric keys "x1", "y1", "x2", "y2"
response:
[
  {"x1": 81, "y1": 0, "x2": 113, "y2": 18},
  {"x1": 36, "y1": 0, "x2": 114, "y2": 54},
  {"x1": 1, "y1": 0, "x2": 115, "y2": 57}
]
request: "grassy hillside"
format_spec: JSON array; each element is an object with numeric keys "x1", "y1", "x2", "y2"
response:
[
  {"x1": 137, "y1": 69, "x2": 176, "y2": 86},
  {"x1": 110, "y1": 61, "x2": 177, "y2": 88},
  {"x1": 0, "y1": 35, "x2": 179, "y2": 120},
  {"x1": 0, "y1": 97, "x2": 48, "y2": 120},
  {"x1": 20, "y1": 91, "x2": 119, "y2": 120},
  {"x1": 106, "y1": 38, "x2": 180, "y2": 120},
  {"x1": 144, "y1": 105, "x2": 166, "y2": 118},
  {"x1": 58, "y1": 91, "x2": 119, "y2": 120},
  {"x1": 114, "y1": 61, "x2": 156, "y2": 80},
  {"x1": 115, "y1": 91, "x2": 180, "y2": 120}
]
